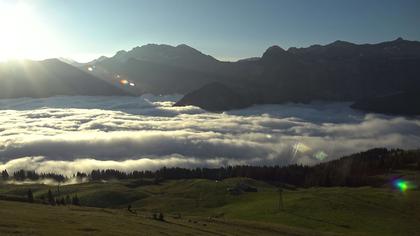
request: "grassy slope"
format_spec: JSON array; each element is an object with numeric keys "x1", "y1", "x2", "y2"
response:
[
  {"x1": 0, "y1": 200, "x2": 323, "y2": 236},
  {"x1": 216, "y1": 187, "x2": 420, "y2": 236},
  {"x1": 1, "y1": 175, "x2": 419, "y2": 236}
]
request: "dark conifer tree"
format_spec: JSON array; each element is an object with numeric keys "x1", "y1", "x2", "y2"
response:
[
  {"x1": 1, "y1": 170, "x2": 9, "y2": 180},
  {"x1": 40, "y1": 195, "x2": 46, "y2": 204},
  {"x1": 47, "y1": 189, "x2": 55, "y2": 205},
  {"x1": 65, "y1": 195, "x2": 71, "y2": 205},
  {"x1": 13, "y1": 170, "x2": 26, "y2": 181},
  {"x1": 158, "y1": 212, "x2": 164, "y2": 221},
  {"x1": 72, "y1": 194, "x2": 80, "y2": 206},
  {"x1": 27, "y1": 189, "x2": 34, "y2": 203}
]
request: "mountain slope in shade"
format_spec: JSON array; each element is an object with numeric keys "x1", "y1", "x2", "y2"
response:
[
  {"x1": 0, "y1": 59, "x2": 130, "y2": 99},
  {"x1": 85, "y1": 43, "x2": 269, "y2": 95},
  {"x1": 4, "y1": 38, "x2": 417, "y2": 115},
  {"x1": 175, "y1": 38, "x2": 420, "y2": 114},
  {"x1": 174, "y1": 82, "x2": 253, "y2": 111},
  {"x1": 351, "y1": 92, "x2": 420, "y2": 115},
  {"x1": 108, "y1": 43, "x2": 221, "y2": 72},
  {"x1": 93, "y1": 58, "x2": 226, "y2": 95},
  {"x1": 88, "y1": 44, "x2": 233, "y2": 95}
]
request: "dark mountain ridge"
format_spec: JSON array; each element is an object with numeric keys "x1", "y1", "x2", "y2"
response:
[
  {"x1": 0, "y1": 59, "x2": 130, "y2": 99},
  {"x1": 107, "y1": 43, "x2": 220, "y2": 71},
  {"x1": 2, "y1": 38, "x2": 419, "y2": 115},
  {"x1": 86, "y1": 44, "x2": 234, "y2": 95},
  {"x1": 175, "y1": 38, "x2": 420, "y2": 114}
]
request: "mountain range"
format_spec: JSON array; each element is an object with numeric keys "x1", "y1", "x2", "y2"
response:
[
  {"x1": 174, "y1": 38, "x2": 420, "y2": 114},
  {"x1": 1, "y1": 38, "x2": 420, "y2": 115}
]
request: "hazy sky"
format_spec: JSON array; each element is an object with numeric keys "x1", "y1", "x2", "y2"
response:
[{"x1": 1, "y1": 0, "x2": 420, "y2": 61}]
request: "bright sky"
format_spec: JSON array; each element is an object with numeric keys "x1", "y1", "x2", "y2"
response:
[{"x1": 0, "y1": 0, "x2": 419, "y2": 62}]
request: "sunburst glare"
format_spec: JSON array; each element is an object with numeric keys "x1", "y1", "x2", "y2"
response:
[{"x1": 0, "y1": 1, "x2": 58, "y2": 61}]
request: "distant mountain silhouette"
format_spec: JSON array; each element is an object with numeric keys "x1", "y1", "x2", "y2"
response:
[
  {"x1": 86, "y1": 43, "x2": 268, "y2": 95},
  {"x1": 2, "y1": 39, "x2": 420, "y2": 115},
  {"x1": 86, "y1": 44, "x2": 233, "y2": 95},
  {"x1": 0, "y1": 59, "x2": 130, "y2": 99},
  {"x1": 106, "y1": 43, "x2": 220, "y2": 71},
  {"x1": 175, "y1": 38, "x2": 420, "y2": 114}
]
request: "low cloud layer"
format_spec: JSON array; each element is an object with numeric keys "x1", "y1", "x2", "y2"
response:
[{"x1": 0, "y1": 95, "x2": 419, "y2": 175}]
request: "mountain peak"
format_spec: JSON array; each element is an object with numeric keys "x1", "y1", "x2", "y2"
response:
[
  {"x1": 115, "y1": 50, "x2": 127, "y2": 56},
  {"x1": 41, "y1": 58, "x2": 63, "y2": 64},
  {"x1": 266, "y1": 45, "x2": 286, "y2": 52},
  {"x1": 87, "y1": 56, "x2": 108, "y2": 64},
  {"x1": 262, "y1": 45, "x2": 290, "y2": 60},
  {"x1": 328, "y1": 40, "x2": 355, "y2": 47},
  {"x1": 126, "y1": 43, "x2": 202, "y2": 56},
  {"x1": 395, "y1": 37, "x2": 405, "y2": 42},
  {"x1": 176, "y1": 43, "x2": 193, "y2": 49},
  {"x1": 97, "y1": 56, "x2": 108, "y2": 61}
]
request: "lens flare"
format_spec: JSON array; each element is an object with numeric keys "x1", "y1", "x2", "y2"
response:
[
  {"x1": 293, "y1": 142, "x2": 311, "y2": 153},
  {"x1": 314, "y1": 151, "x2": 328, "y2": 161},
  {"x1": 393, "y1": 179, "x2": 415, "y2": 193},
  {"x1": 0, "y1": 1, "x2": 59, "y2": 61},
  {"x1": 119, "y1": 79, "x2": 135, "y2": 87},
  {"x1": 291, "y1": 142, "x2": 311, "y2": 162}
]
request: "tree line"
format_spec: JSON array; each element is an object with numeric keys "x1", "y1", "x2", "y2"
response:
[
  {"x1": 2, "y1": 148, "x2": 420, "y2": 188},
  {"x1": 1, "y1": 169, "x2": 65, "y2": 182},
  {"x1": 24, "y1": 188, "x2": 80, "y2": 206}
]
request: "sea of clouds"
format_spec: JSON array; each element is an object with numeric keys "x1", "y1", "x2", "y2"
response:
[{"x1": 0, "y1": 95, "x2": 419, "y2": 176}]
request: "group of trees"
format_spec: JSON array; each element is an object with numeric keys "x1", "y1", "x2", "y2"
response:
[
  {"x1": 2, "y1": 148, "x2": 419, "y2": 188},
  {"x1": 1, "y1": 170, "x2": 9, "y2": 180},
  {"x1": 2, "y1": 169, "x2": 65, "y2": 182},
  {"x1": 34, "y1": 189, "x2": 80, "y2": 206}
]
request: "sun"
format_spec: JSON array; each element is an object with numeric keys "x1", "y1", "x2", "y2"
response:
[{"x1": 0, "y1": 1, "x2": 57, "y2": 62}]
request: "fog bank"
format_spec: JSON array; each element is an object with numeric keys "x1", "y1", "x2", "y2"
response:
[{"x1": 0, "y1": 95, "x2": 419, "y2": 174}]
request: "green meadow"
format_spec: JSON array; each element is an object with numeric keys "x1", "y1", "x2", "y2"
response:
[{"x1": 1, "y1": 175, "x2": 419, "y2": 236}]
